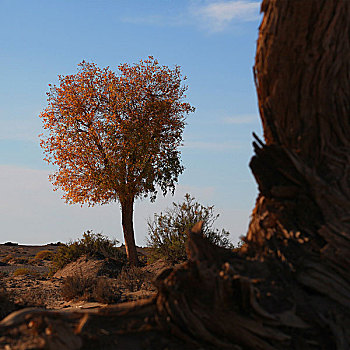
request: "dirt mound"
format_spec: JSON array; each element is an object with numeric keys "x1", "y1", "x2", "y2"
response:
[{"x1": 53, "y1": 255, "x2": 123, "y2": 279}]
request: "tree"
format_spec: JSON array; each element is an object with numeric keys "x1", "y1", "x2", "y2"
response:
[
  {"x1": 146, "y1": 193, "x2": 233, "y2": 263},
  {"x1": 39, "y1": 57, "x2": 194, "y2": 266}
]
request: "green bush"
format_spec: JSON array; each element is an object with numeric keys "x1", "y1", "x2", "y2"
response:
[
  {"x1": 50, "y1": 231, "x2": 126, "y2": 274},
  {"x1": 146, "y1": 194, "x2": 234, "y2": 264}
]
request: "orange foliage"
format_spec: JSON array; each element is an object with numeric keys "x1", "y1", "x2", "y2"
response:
[{"x1": 39, "y1": 57, "x2": 195, "y2": 207}]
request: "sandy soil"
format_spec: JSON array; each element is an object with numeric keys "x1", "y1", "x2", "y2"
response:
[{"x1": 0, "y1": 243, "x2": 169, "y2": 315}]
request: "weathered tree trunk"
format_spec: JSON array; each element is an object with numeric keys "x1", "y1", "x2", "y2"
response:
[
  {"x1": 1, "y1": 1, "x2": 349, "y2": 349},
  {"x1": 121, "y1": 197, "x2": 139, "y2": 266},
  {"x1": 248, "y1": 0, "x2": 350, "y2": 304}
]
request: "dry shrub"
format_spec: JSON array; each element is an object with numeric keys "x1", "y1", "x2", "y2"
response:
[
  {"x1": 29, "y1": 250, "x2": 55, "y2": 266},
  {"x1": 34, "y1": 250, "x2": 54, "y2": 261},
  {"x1": 13, "y1": 268, "x2": 39, "y2": 277},
  {"x1": 116, "y1": 266, "x2": 150, "y2": 292},
  {"x1": 61, "y1": 273, "x2": 94, "y2": 301},
  {"x1": 146, "y1": 194, "x2": 233, "y2": 264},
  {"x1": 50, "y1": 231, "x2": 126, "y2": 275},
  {"x1": 92, "y1": 277, "x2": 121, "y2": 304},
  {"x1": 61, "y1": 273, "x2": 121, "y2": 303}
]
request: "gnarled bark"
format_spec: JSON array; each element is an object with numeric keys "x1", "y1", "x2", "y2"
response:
[{"x1": 1, "y1": 0, "x2": 349, "y2": 349}]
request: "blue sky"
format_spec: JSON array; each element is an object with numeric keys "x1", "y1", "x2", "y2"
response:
[{"x1": 0, "y1": 0, "x2": 262, "y2": 245}]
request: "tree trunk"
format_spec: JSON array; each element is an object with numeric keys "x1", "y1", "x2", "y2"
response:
[
  {"x1": 121, "y1": 197, "x2": 139, "y2": 266},
  {"x1": 248, "y1": 0, "x2": 350, "y2": 292},
  {"x1": 1, "y1": 1, "x2": 349, "y2": 349}
]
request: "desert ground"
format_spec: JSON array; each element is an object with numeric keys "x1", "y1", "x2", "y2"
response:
[{"x1": 0, "y1": 242, "x2": 168, "y2": 316}]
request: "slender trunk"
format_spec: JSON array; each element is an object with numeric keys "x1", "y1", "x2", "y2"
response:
[{"x1": 121, "y1": 196, "x2": 139, "y2": 266}]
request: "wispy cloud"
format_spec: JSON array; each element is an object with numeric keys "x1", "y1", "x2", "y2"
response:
[
  {"x1": 120, "y1": 1, "x2": 260, "y2": 33},
  {"x1": 193, "y1": 1, "x2": 261, "y2": 32},
  {"x1": 223, "y1": 114, "x2": 258, "y2": 124}
]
